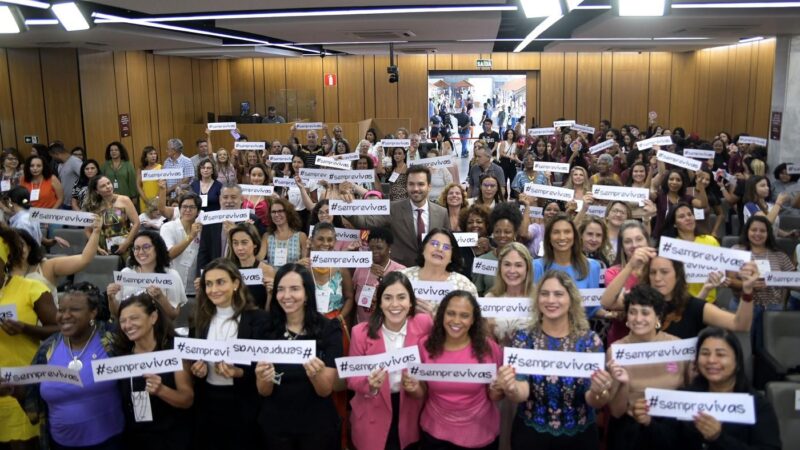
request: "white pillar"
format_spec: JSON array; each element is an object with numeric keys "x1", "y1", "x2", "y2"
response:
[{"x1": 769, "y1": 36, "x2": 800, "y2": 169}]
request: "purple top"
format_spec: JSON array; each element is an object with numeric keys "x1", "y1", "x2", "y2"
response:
[{"x1": 40, "y1": 334, "x2": 124, "y2": 447}]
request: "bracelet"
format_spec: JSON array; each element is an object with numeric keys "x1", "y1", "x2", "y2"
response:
[
  {"x1": 741, "y1": 293, "x2": 753, "y2": 303},
  {"x1": 594, "y1": 389, "x2": 609, "y2": 401}
]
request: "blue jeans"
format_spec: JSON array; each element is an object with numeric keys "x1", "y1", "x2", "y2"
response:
[
  {"x1": 459, "y1": 131, "x2": 470, "y2": 157},
  {"x1": 728, "y1": 297, "x2": 784, "y2": 354}
]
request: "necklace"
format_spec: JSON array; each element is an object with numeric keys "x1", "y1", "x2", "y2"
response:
[
  {"x1": 284, "y1": 326, "x2": 305, "y2": 340},
  {"x1": 65, "y1": 326, "x2": 97, "y2": 371}
]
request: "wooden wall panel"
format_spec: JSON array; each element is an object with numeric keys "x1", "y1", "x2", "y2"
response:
[
  {"x1": 191, "y1": 60, "x2": 203, "y2": 124},
  {"x1": 77, "y1": 50, "x2": 119, "y2": 160},
  {"x1": 576, "y1": 53, "x2": 602, "y2": 127},
  {"x1": 145, "y1": 54, "x2": 161, "y2": 156},
  {"x1": 125, "y1": 51, "x2": 154, "y2": 155},
  {"x1": 263, "y1": 58, "x2": 287, "y2": 119},
  {"x1": 252, "y1": 59, "x2": 265, "y2": 115},
  {"x1": 362, "y1": 56, "x2": 376, "y2": 120},
  {"x1": 229, "y1": 58, "x2": 255, "y2": 115},
  {"x1": 338, "y1": 56, "x2": 365, "y2": 123},
  {"x1": 693, "y1": 50, "x2": 711, "y2": 140},
  {"x1": 0, "y1": 50, "x2": 16, "y2": 149},
  {"x1": 647, "y1": 53, "x2": 673, "y2": 128},
  {"x1": 703, "y1": 48, "x2": 731, "y2": 137},
  {"x1": 397, "y1": 54, "x2": 429, "y2": 129},
  {"x1": 170, "y1": 57, "x2": 197, "y2": 150},
  {"x1": 563, "y1": 53, "x2": 578, "y2": 120},
  {"x1": 285, "y1": 57, "x2": 323, "y2": 122},
  {"x1": 507, "y1": 53, "x2": 540, "y2": 70},
  {"x1": 153, "y1": 55, "x2": 175, "y2": 150},
  {"x1": 433, "y1": 54, "x2": 452, "y2": 70},
  {"x1": 491, "y1": 53, "x2": 508, "y2": 70},
  {"x1": 451, "y1": 54, "x2": 481, "y2": 71},
  {"x1": 526, "y1": 71, "x2": 539, "y2": 127},
  {"x1": 113, "y1": 51, "x2": 133, "y2": 152},
  {"x1": 600, "y1": 52, "x2": 613, "y2": 122},
  {"x1": 611, "y1": 53, "x2": 650, "y2": 127},
  {"x1": 7, "y1": 49, "x2": 47, "y2": 151},
  {"x1": 40, "y1": 49, "x2": 83, "y2": 150},
  {"x1": 752, "y1": 39, "x2": 775, "y2": 135},
  {"x1": 215, "y1": 60, "x2": 232, "y2": 115},
  {"x1": 322, "y1": 57, "x2": 339, "y2": 123},
  {"x1": 539, "y1": 53, "x2": 565, "y2": 125},
  {"x1": 374, "y1": 55, "x2": 398, "y2": 118},
  {"x1": 669, "y1": 52, "x2": 696, "y2": 130}
]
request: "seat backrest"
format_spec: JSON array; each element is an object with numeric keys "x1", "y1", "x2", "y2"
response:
[
  {"x1": 776, "y1": 238, "x2": 797, "y2": 260},
  {"x1": 763, "y1": 311, "x2": 800, "y2": 369},
  {"x1": 779, "y1": 215, "x2": 800, "y2": 232},
  {"x1": 766, "y1": 381, "x2": 800, "y2": 449},
  {"x1": 721, "y1": 235, "x2": 739, "y2": 248},
  {"x1": 734, "y1": 331, "x2": 753, "y2": 387},
  {"x1": 714, "y1": 287, "x2": 734, "y2": 311},
  {"x1": 50, "y1": 229, "x2": 88, "y2": 256}
]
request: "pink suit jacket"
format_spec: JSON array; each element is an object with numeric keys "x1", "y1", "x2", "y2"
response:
[{"x1": 347, "y1": 313, "x2": 433, "y2": 450}]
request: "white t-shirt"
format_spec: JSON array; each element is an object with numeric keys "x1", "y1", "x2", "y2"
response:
[{"x1": 159, "y1": 220, "x2": 199, "y2": 294}]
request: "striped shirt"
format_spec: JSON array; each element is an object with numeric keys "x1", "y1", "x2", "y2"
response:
[{"x1": 163, "y1": 154, "x2": 195, "y2": 191}]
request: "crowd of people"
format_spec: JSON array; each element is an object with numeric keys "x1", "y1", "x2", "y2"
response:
[{"x1": 0, "y1": 112, "x2": 796, "y2": 450}]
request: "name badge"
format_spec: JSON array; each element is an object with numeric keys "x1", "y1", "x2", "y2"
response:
[
  {"x1": 1, "y1": 180, "x2": 10, "y2": 192},
  {"x1": 273, "y1": 247, "x2": 288, "y2": 266},
  {"x1": 30, "y1": 189, "x2": 40, "y2": 201},
  {"x1": 200, "y1": 194, "x2": 208, "y2": 208},
  {"x1": 357, "y1": 285, "x2": 376, "y2": 308},
  {"x1": 316, "y1": 288, "x2": 331, "y2": 313},
  {"x1": 388, "y1": 172, "x2": 400, "y2": 183}
]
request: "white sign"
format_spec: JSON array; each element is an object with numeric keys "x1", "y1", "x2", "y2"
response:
[
  {"x1": 295, "y1": 122, "x2": 324, "y2": 130},
  {"x1": 339, "y1": 152, "x2": 361, "y2": 161},
  {"x1": 523, "y1": 184, "x2": 574, "y2": 202},
  {"x1": 309, "y1": 225, "x2": 361, "y2": 242},
  {"x1": 528, "y1": 206, "x2": 544, "y2": 218},
  {"x1": 315, "y1": 156, "x2": 352, "y2": 171},
  {"x1": 504, "y1": 347, "x2": 604, "y2": 378},
  {"x1": 453, "y1": 232, "x2": 478, "y2": 247},
  {"x1": 534, "y1": 161, "x2": 570, "y2": 174},
  {"x1": 239, "y1": 268, "x2": 264, "y2": 286},
  {"x1": 230, "y1": 339, "x2": 316, "y2": 364},
  {"x1": 234, "y1": 141, "x2": 266, "y2": 151},
  {"x1": 269, "y1": 154, "x2": 294, "y2": 163},
  {"x1": 580, "y1": 288, "x2": 605, "y2": 308},
  {"x1": 611, "y1": 338, "x2": 697, "y2": 366},
  {"x1": 310, "y1": 251, "x2": 373, "y2": 268},
  {"x1": 644, "y1": 388, "x2": 755, "y2": 424},
  {"x1": 477, "y1": 297, "x2": 531, "y2": 319},
  {"x1": 694, "y1": 208, "x2": 705, "y2": 220},
  {"x1": 328, "y1": 199, "x2": 390, "y2": 216},
  {"x1": 0, "y1": 304, "x2": 18, "y2": 321},
  {"x1": 659, "y1": 236, "x2": 751, "y2": 272},
  {"x1": 335, "y1": 345, "x2": 421, "y2": 378},
  {"x1": 0, "y1": 365, "x2": 82, "y2": 386},
  {"x1": 407, "y1": 363, "x2": 496, "y2": 383},
  {"x1": 657, "y1": 150, "x2": 702, "y2": 171},
  {"x1": 786, "y1": 164, "x2": 800, "y2": 175},
  {"x1": 141, "y1": 168, "x2": 185, "y2": 181},
  {"x1": 409, "y1": 155, "x2": 454, "y2": 169},
  {"x1": 272, "y1": 177, "x2": 295, "y2": 188},
  {"x1": 589, "y1": 139, "x2": 616, "y2": 154},
  {"x1": 91, "y1": 350, "x2": 182, "y2": 382},
  {"x1": 380, "y1": 139, "x2": 411, "y2": 148},
  {"x1": 587, "y1": 205, "x2": 607, "y2": 217},
  {"x1": 764, "y1": 271, "x2": 800, "y2": 287},
  {"x1": 300, "y1": 168, "x2": 375, "y2": 184},
  {"x1": 528, "y1": 128, "x2": 555, "y2": 136},
  {"x1": 239, "y1": 184, "x2": 274, "y2": 196},
  {"x1": 472, "y1": 258, "x2": 499, "y2": 276},
  {"x1": 113, "y1": 271, "x2": 178, "y2": 289},
  {"x1": 207, "y1": 122, "x2": 237, "y2": 131},
  {"x1": 411, "y1": 281, "x2": 454, "y2": 304},
  {"x1": 637, "y1": 136, "x2": 673, "y2": 150},
  {"x1": 197, "y1": 209, "x2": 251, "y2": 225},
  {"x1": 591, "y1": 185, "x2": 649, "y2": 203},
  {"x1": 30, "y1": 209, "x2": 95, "y2": 227},
  {"x1": 737, "y1": 136, "x2": 767, "y2": 146},
  {"x1": 684, "y1": 262, "x2": 720, "y2": 283},
  {"x1": 755, "y1": 259, "x2": 771, "y2": 277},
  {"x1": 174, "y1": 337, "x2": 241, "y2": 363},
  {"x1": 683, "y1": 148, "x2": 715, "y2": 160},
  {"x1": 554, "y1": 120, "x2": 576, "y2": 128},
  {"x1": 571, "y1": 124, "x2": 596, "y2": 134}
]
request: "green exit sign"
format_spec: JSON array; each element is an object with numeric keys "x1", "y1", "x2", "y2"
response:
[{"x1": 476, "y1": 59, "x2": 492, "y2": 68}]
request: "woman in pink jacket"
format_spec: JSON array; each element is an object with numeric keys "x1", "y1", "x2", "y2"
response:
[{"x1": 348, "y1": 271, "x2": 434, "y2": 450}]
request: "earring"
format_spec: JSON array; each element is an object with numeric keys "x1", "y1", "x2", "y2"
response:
[
  {"x1": 625, "y1": 321, "x2": 632, "y2": 329},
  {"x1": 90, "y1": 319, "x2": 96, "y2": 327},
  {"x1": 656, "y1": 320, "x2": 662, "y2": 330}
]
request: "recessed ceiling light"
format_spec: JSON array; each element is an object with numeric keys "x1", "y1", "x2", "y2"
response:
[
  {"x1": 739, "y1": 36, "x2": 765, "y2": 43},
  {"x1": 618, "y1": 0, "x2": 667, "y2": 16},
  {"x1": 515, "y1": 15, "x2": 564, "y2": 52},
  {"x1": 2, "y1": 1, "x2": 50, "y2": 9},
  {"x1": 519, "y1": 0, "x2": 563, "y2": 18},
  {"x1": 51, "y1": 2, "x2": 91, "y2": 31},
  {"x1": 0, "y1": 6, "x2": 26, "y2": 33},
  {"x1": 673, "y1": 2, "x2": 800, "y2": 8}
]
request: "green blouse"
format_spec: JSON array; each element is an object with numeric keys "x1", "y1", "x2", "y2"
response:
[{"x1": 101, "y1": 160, "x2": 137, "y2": 200}]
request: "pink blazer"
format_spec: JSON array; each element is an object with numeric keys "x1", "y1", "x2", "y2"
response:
[{"x1": 347, "y1": 313, "x2": 433, "y2": 450}]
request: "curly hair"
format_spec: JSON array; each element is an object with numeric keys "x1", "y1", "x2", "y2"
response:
[
  {"x1": 416, "y1": 228, "x2": 463, "y2": 273},
  {"x1": 267, "y1": 197, "x2": 303, "y2": 233},
  {"x1": 437, "y1": 183, "x2": 468, "y2": 209},
  {"x1": 0, "y1": 222, "x2": 24, "y2": 269},
  {"x1": 623, "y1": 285, "x2": 667, "y2": 323},
  {"x1": 425, "y1": 290, "x2": 491, "y2": 362},
  {"x1": 114, "y1": 292, "x2": 175, "y2": 355},
  {"x1": 127, "y1": 230, "x2": 171, "y2": 273},
  {"x1": 458, "y1": 204, "x2": 490, "y2": 233}
]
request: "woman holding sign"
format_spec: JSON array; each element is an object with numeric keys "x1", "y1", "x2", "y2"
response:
[
  {"x1": 256, "y1": 263, "x2": 343, "y2": 450},
  {"x1": 115, "y1": 293, "x2": 193, "y2": 450},
  {"x1": 650, "y1": 168, "x2": 707, "y2": 238},
  {"x1": 259, "y1": 197, "x2": 308, "y2": 269},
  {"x1": 348, "y1": 271, "x2": 433, "y2": 450},
  {"x1": 473, "y1": 202, "x2": 522, "y2": 296},
  {"x1": 353, "y1": 227, "x2": 406, "y2": 324},
  {"x1": 408, "y1": 290, "x2": 503, "y2": 450},
  {"x1": 497, "y1": 271, "x2": 612, "y2": 450},
  {"x1": 191, "y1": 258, "x2": 266, "y2": 450},
  {"x1": 242, "y1": 163, "x2": 272, "y2": 228},
  {"x1": 137, "y1": 146, "x2": 161, "y2": 211},
  {"x1": 106, "y1": 231, "x2": 187, "y2": 320},
  {"x1": 190, "y1": 158, "x2": 222, "y2": 212},
  {"x1": 631, "y1": 327, "x2": 781, "y2": 450},
  {"x1": 226, "y1": 223, "x2": 276, "y2": 310},
  {"x1": 20, "y1": 154, "x2": 62, "y2": 209},
  {"x1": 83, "y1": 175, "x2": 140, "y2": 258}
]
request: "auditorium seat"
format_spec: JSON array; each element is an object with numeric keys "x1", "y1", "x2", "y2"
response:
[
  {"x1": 73, "y1": 255, "x2": 120, "y2": 291},
  {"x1": 50, "y1": 228, "x2": 88, "y2": 256},
  {"x1": 779, "y1": 215, "x2": 800, "y2": 231},
  {"x1": 776, "y1": 238, "x2": 797, "y2": 259},
  {"x1": 715, "y1": 287, "x2": 734, "y2": 311},
  {"x1": 721, "y1": 235, "x2": 739, "y2": 248},
  {"x1": 734, "y1": 330, "x2": 754, "y2": 388},
  {"x1": 766, "y1": 381, "x2": 800, "y2": 449},
  {"x1": 760, "y1": 311, "x2": 800, "y2": 385}
]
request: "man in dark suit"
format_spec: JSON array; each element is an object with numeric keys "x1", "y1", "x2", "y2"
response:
[
  {"x1": 345, "y1": 165, "x2": 449, "y2": 267},
  {"x1": 196, "y1": 183, "x2": 265, "y2": 277}
]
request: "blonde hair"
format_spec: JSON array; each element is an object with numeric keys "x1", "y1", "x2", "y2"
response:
[
  {"x1": 750, "y1": 159, "x2": 765, "y2": 176},
  {"x1": 565, "y1": 166, "x2": 592, "y2": 192},
  {"x1": 488, "y1": 243, "x2": 535, "y2": 299},
  {"x1": 529, "y1": 270, "x2": 590, "y2": 336}
]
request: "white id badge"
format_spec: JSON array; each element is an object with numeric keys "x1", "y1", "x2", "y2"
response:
[
  {"x1": 357, "y1": 285, "x2": 376, "y2": 308},
  {"x1": 389, "y1": 172, "x2": 400, "y2": 183},
  {"x1": 316, "y1": 289, "x2": 331, "y2": 313},
  {"x1": 693, "y1": 208, "x2": 705, "y2": 220},
  {"x1": 30, "y1": 189, "x2": 40, "y2": 201},
  {"x1": 1, "y1": 180, "x2": 10, "y2": 192},
  {"x1": 273, "y1": 247, "x2": 288, "y2": 266},
  {"x1": 755, "y1": 259, "x2": 771, "y2": 277},
  {"x1": 131, "y1": 391, "x2": 153, "y2": 422},
  {"x1": 200, "y1": 194, "x2": 208, "y2": 207},
  {"x1": 113, "y1": 180, "x2": 119, "y2": 189}
]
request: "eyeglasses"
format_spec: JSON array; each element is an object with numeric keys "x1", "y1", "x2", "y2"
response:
[
  {"x1": 133, "y1": 244, "x2": 154, "y2": 253},
  {"x1": 609, "y1": 209, "x2": 628, "y2": 216},
  {"x1": 271, "y1": 209, "x2": 286, "y2": 215},
  {"x1": 428, "y1": 239, "x2": 452, "y2": 251},
  {"x1": 482, "y1": 183, "x2": 498, "y2": 189}
]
